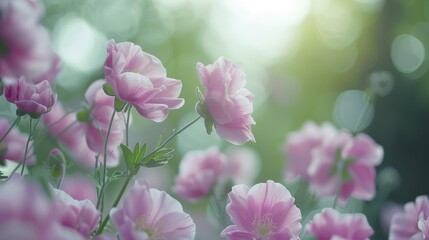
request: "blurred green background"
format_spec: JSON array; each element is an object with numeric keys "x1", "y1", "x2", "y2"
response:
[{"x1": 39, "y1": 0, "x2": 429, "y2": 238}]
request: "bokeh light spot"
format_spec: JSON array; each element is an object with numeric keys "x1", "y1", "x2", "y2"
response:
[
  {"x1": 333, "y1": 90, "x2": 374, "y2": 132},
  {"x1": 391, "y1": 34, "x2": 425, "y2": 74}
]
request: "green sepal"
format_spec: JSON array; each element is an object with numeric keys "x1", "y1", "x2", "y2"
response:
[
  {"x1": 15, "y1": 109, "x2": 26, "y2": 117},
  {"x1": 76, "y1": 109, "x2": 91, "y2": 122},
  {"x1": 195, "y1": 102, "x2": 214, "y2": 135},
  {"x1": 114, "y1": 97, "x2": 126, "y2": 112},
  {"x1": 28, "y1": 112, "x2": 41, "y2": 119},
  {"x1": 195, "y1": 87, "x2": 205, "y2": 103},
  {"x1": 102, "y1": 83, "x2": 116, "y2": 96}
]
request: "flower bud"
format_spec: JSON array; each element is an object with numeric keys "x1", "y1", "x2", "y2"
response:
[{"x1": 47, "y1": 148, "x2": 66, "y2": 187}]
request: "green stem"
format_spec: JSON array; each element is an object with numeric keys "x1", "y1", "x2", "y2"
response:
[
  {"x1": 20, "y1": 118, "x2": 33, "y2": 175},
  {"x1": 125, "y1": 106, "x2": 131, "y2": 147},
  {"x1": 145, "y1": 116, "x2": 201, "y2": 158},
  {"x1": 96, "y1": 110, "x2": 116, "y2": 210},
  {"x1": 95, "y1": 174, "x2": 132, "y2": 235},
  {"x1": 332, "y1": 159, "x2": 345, "y2": 209},
  {"x1": 94, "y1": 115, "x2": 202, "y2": 235},
  {"x1": 0, "y1": 116, "x2": 21, "y2": 143}
]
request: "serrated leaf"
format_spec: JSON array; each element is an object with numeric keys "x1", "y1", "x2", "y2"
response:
[
  {"x1": 102, "y1": 83, "x2": 116, "y2": 96},
  {"x1": 114, "y1": 97, "x2": 126, "y2": 112}
]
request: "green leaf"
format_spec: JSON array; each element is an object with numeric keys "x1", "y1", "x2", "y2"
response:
[
  {"x1": 87, "y1": 174, "x2": 102, "y2": 189},
  {"x1": 120, "y1": 144, "x2": 136, "y2": 174},
  {"x1": 144, "y1": 159, "x2": 168, "y2": 168},
  {"x1": 109, "y1": 171, "x2": 127, "y2": 181},
  {"x1": 135, "y1": 143, "x2": 147, "y2": 164},
  {"x1": 114, "y1": 97, "x2": 126, "y2": 112},
  {"x1": 142, "y1": 148, "x2": 174, "y2": 167},
  {"x1": 102, "y1": 83, "x2": 116, "y2": 96}
]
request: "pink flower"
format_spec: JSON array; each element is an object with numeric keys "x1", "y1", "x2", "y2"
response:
[
  {"x1": 0, "y1": 118, "x2": 35, "y2": 164},
  {"x1": 196, "y1": 57, "x2": 255, "y2": 145},
  {"x1": 283, "y1": 121, "x2": 337, "y2": 181},
  {"x1": 389, "y1": 195, "x2": 429, "y2": 240},
  {"x1": 0, "y1": 175, "x2": 85, "y2": 240},
  {"x1": 223, "y1": 146, "x2": 260, "y2": 185},
  {"x1": 43, "y1": 103, "x2": 99, "y2": 168},
  {"x1": 306, "y1": 208, "x2": 374, "y2": 240},
  {"x1": 221, "y1": 180, "x2": 302, "y2": 240},
  {"x1": 104, "y1": 39, "x2": 184, "y2": 122},
  {"x1": 173, "y1": 147, "x2": 226, "y2": 201},
  {"x1": 4, "y1": 76, "x2": 56, "y2": 116},
  {"x1": 53, "y1": 188, "x2": 100, "y2": 238},
  {"x1": 0, "y1": 0, "x2": 60, "y2": 84},
  {"x1": 110, "y1": 179, "x2": 196, "y2": 240},
  {"x1": 83, "y1": 80, "x2": 124, "y2": 166},
  {"x1": 308, "y1": 131, "x2": 383, "y2": 204}
]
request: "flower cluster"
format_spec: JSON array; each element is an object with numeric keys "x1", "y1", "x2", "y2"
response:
[
  {"x1": 0, "y1": 0, "x2": 423, "y2": 240},
  {"x1": 284, "y1": 121, "x2": 384, "y2": 204}
]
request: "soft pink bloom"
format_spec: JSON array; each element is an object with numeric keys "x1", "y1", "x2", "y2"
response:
[
  {"x1": 110, "y1": 179, "x2": 196, "y2": 240},
  {"x1": 221, "y1": 180, "x2": 302, "y2": 240},
  {"x1": 4, "y1": 76, "x2": 56, "y2": 115},
  {"x1": 283, "y1": 121, "x2": 337, "y2": 181},
  {"x1": 307, "y1": 208, "x2": 374, "y2": 240},
  {"x1": 0, "y1": 175, "x2": 85, "y2": 240},
  {"x1": 173, "y1": 147, "x2": 226, "y2": 201},
  {"x1": 308, "y1": 131, "x2": 383, "y2": 204},
  {"x1": 0, "y1": 118, "x2": 35, "y2": 164},
  {"x1": 83, "y1": 80, "x2": 124, "y2": 166},
  {"x1": 196, "y1": 57, "x2": 255, "y2": 145},
  {"x1": 61, "y1": 174, "x2": 98, "y2": 204},
  {"x1": 43, "y1": 103, "x2": 100, "y2": 168},
  {"x1": 0, "y1": 0, "x2": 60, "y2": 84},
  {"x1": 53, "y1": 188, "x2": 100, "y2": 238},
  {"x1": 223, "y1": 146, "x2": 260, "y2": 185},
  {"x1": 104, "y1": 39, "x2": 184, "y2": 122},
  {"x1": 389, "y1": 195, "x2": 429, "y2": 240}
]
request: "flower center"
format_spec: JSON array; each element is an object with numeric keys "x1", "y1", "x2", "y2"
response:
[
  {"x1": 136, "y1": 216, "x2": 165, "y2": 240},
  {"x1": 253, "y1": 214, "x2": 275, "y2": 239}
]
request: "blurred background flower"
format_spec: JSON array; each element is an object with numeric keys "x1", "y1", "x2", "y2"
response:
[{"x1": 0, "y1": 0, "x2": 427, "y2": 239}]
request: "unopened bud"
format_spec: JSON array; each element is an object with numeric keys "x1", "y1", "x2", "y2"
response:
[
  {"x1": 369, "y1": 71, "x2": 394, "y2": 97},
  {"x1": 377, "y1": 166, "x2": 400, "y2": 192},
  {"x1": 47, "y1": 148, "x2": 66, "y2": 188}
]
